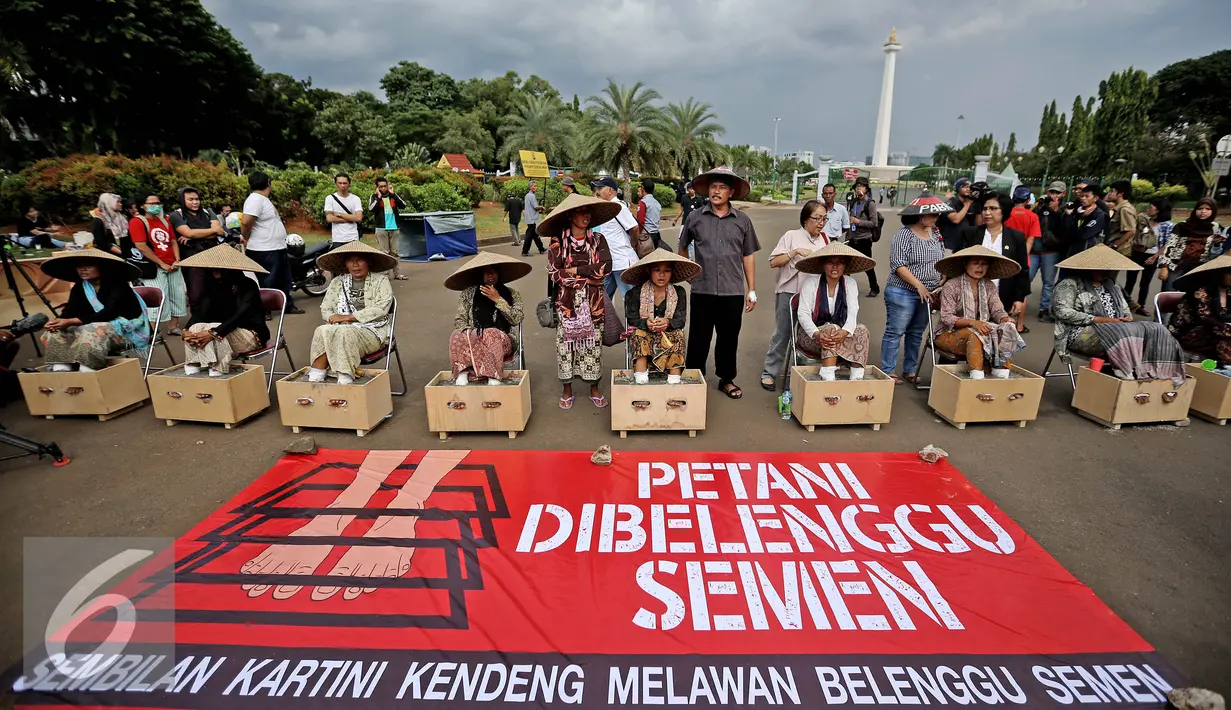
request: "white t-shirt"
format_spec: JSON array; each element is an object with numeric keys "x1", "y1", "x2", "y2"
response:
[
  {"x1": 598, "y1": 198, "x2": 641, "y2": 270},
  {"x1": 325, "y1": 192, "x2": 363, "y2": 243},
  {"x1": 242, "y1": 192, "x2": 287, "y2": 251}
]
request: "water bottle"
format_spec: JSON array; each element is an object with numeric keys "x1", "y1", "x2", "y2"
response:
[{"x1": 779, "y1": 390, "x2": 792, "y2": 420}]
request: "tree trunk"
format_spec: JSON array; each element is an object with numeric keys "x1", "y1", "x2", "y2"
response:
[{"x1": 622, "y1": 156, "x2": 633, "y2": 210}]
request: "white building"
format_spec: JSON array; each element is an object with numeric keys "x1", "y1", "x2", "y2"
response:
[
  {"x1": 783, "y1": 150, "x2": 815, "y2": 167},
  {"x1": 751, "y1": 146, "x2": 773, "y2": 156}
]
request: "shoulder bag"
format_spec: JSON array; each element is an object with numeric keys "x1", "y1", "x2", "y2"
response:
[{"x1": 329, "y1": 194, "x2": 364, "y2": 241}]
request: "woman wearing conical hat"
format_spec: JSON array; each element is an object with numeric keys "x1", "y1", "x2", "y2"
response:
[
  {"x1": 1052, "y1": 245, "x2": 1186, "y2": 383},
  {"x1": 307, "y1": 242, "x2": 398, "y2": 385},
  {"x1": 39, "y1": 249, "x2": 150, "y2": 372},
  {"x1": 932, "y1": 246, "x2": 1026, "y2": 379},
  {"x1": 176, "y1": 245, "x2": 270, "y2": 376},
  {"x1": 620, "y1": 249, "x2": 700, "y2": 385},
  {"x1": 445, "y1": 252, "x2": 531, "y2": 385},
  {"x1": 1167, "y1": 253, "x2": 1231, "y2": 365},
  {"x1": 794, "y1": 242, "x2": 875, "y2": 381}
]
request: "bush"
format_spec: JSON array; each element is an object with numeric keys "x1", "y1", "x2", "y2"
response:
[
  {"x1": 745, "y1": 190, "x2": 764, "y2": 203},
  {"x1": 407, "y1": 181, "x2": 471, "y2": 212},
  {"x1": 653, "y1": 183, "x2": 676, "y2": 208},
  {"x1": 1152, "y1": 183, "x2": 1190, "y2": 202},
  {"x1": 493, "y1": 177, "x2": 591, "y2": 205},
  {"x1": 1132, "y1": 179, "x2": 1156, "y2": 201}
]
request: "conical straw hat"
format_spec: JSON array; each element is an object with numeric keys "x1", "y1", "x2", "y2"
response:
[
  {"x1": 1056, "y1": 244, "x2": 1141, "y2": 272},
  {"x1": 620, "y1": 248, "x2": 701, "y2": 285},
  {"x1": 536, "y1": 193, "x2": 622, "y2": 237},
  {"x1": 176, "y1": 244, "x2": 268, "y2": 273},
  {"x1": 445, "y1": 250, "x2": 533, "y2": 291},
  {"x1": 935, "y1": 245, "x2": 1021, "y2": 280},
  {"x1": 1174, "y1": 253, "x2": 1231, "y2": 291},
  {"x1": 317, "y1": 241, "x2": 399, "y2": 274},
  {"x1": 40, "y1": 248, "x2": 139, "y2": 282},
  {"x1": 796, "y1": 241, "x2": 876, "y2": 275}
]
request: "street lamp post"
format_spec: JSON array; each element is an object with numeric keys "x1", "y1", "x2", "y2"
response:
[
  {"x1": 772, "y1": 117, "x2": 781, "y2": 199},
  {"x1": 1041, "y1": 145, "x2": 1064, "y2": 193},
  {"x1": 955, "y1": 115, "x2": 965, "y2": 148}
]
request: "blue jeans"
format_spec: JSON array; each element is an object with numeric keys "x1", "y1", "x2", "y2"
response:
[
  {"x1": 604, "y1": 270, "x2": 634, "y2": 300},
  {"x1": 1029, "y1": 252, "x2": 1059, "y2": 311},
  {"x1": 881, "y1": 285, "x2": 930, "y2": 375}
]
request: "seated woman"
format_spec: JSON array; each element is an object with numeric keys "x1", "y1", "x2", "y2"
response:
[
  {"x1": 90, "y1": 193, "x2": 127, "y2": 256},
  {"x1": 445, "y1": 251, "x2": 530, "y2": 385},
  {"x1": 1052, "y1": 245, "x2": 1186, "y2": 384},
  {"x1": 175, "y1": 244, "x2": 271, "y2": 376},
  {"x1": 308, "y1": 242, "x2": 396, "y2": 385},
  {"x1": 933, "y1": 245, "x2": 1026, "y2": 379},
  {"x1": 39, "y1": 248, "x2": 149, "y2": 372},
  {"x1": 794, "y1": 242, "x2": 875, "y2": 381},
  {"x1": 621, "y1": 248, "x2": 700, "y2": 385},
  {"x1": 16, "y1": 203, "x2": 69, "y2": 249},
  {"x1": 1168, "y1": 253, "x2": 1231, "y2": 364}
]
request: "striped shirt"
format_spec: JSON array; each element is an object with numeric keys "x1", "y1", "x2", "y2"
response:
[{"x1": 886, "y1": 226, "x2": 944, "y2": 292}]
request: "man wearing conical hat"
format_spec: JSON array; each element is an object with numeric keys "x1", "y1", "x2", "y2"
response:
[{"x1": 177, "y1": 245, "x2": 271, "y2": 376}]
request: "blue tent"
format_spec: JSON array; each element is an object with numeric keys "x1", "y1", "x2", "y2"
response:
[{"x1": 396, "y1": 211, "x2": 479, "y2": 262}]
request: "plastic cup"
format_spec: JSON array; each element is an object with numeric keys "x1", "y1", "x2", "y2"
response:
[
  {"x1": 1201, "y1": 359, "x2": 1217, "y2": 371},
  {"x1": 1088, "y1": 357, "x2": 1106, "y2": 372}
]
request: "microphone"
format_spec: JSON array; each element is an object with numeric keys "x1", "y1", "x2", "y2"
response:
[{"x1": 5, "y1": 313, "x2": 49, "y2": 337}]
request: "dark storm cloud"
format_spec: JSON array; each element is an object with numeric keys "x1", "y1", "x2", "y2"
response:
[{"x1": 204, "y1": 0, "x2": 1231, "y2": 161}]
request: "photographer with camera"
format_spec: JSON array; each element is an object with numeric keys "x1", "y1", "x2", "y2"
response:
[
  {"x1": 1032, "y1": 181, "x2": 1069, "y2": 321},
  {"x1": 939, "y1": 178, "x2": 979, "y2": 253},
  {"x1": 847, "y1": 177, "x2": 880, "y2": 297},
  {"x1": 1067, "y1": 182, "x2": 1108, "y2": 256}
]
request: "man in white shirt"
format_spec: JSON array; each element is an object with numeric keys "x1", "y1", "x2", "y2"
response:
[
  {"x1": 324, "y1": 173, "x2": 363, "y2": 245},
  {"x1": 241, "y1": 171, "x2": 303, "y2": 314},
  {"x1": 819, "y1": 183, "x2": 851, "y2": 244},
  {"x1": 590, "y1": 176, "x2": 642, "y2": 300}
]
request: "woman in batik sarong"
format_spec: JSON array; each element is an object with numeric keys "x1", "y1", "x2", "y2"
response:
[
  {"x1": 1169, "y1": 253, "x2": 1231, "y2": 364},
  {"x1": 933, "y1": 245, "x2": 1026, "y2": 379},
  {"x1": 794, "y1": 242, "x2": 875, "y2": 381},
  {"x1": 621, "y1": 249, "x2": 699, "y2": 385},
  {"x1": 176, "y1": 244, "x2": 270, "y2": 376},
  {"x1": 308, "y1": 242, "x2": 396, "y2": 385},
  {"x1": 445, "y1": 251, "x2": 529, "y2": 385},
  {"x1": 39, "y1": 248, "x2": 150, "y2": 372},
  {"x1": 1052, "y1": 245, "x2": 1186, "y2": 385}
]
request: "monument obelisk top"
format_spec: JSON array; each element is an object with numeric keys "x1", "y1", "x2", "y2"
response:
[{"x1": 872, "y1": 28, "x2": 901, "y2": 167}]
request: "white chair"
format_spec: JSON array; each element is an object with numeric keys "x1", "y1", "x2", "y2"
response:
[
  {"x1": 359, "y1": 297, "x2": 405, "y2": 396},
  {"x1": 132, "y1": 285, "x2": 177, "y2": 377}
]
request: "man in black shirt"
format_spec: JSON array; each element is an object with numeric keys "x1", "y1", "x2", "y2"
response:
[
  {"x1": 938, "y1": 178, "x2": 977, "y2": 253},
  {"x1": 503, "y1": 193, "x2": 524, "y2": 246},
  {"x1": 672, "y1": 183, "x2": 706, "y2": 227},
  {"x1": 1068, "y1": 183, "x2": 1108, "y2": 255}
]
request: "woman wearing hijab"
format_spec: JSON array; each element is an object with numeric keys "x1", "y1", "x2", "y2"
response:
[
  {"x1": 544, "y1": 194, "x2": 620, "y2": 410},
  {"x1": 308, "y1": 242, "x2": 397, "y2": 385},
  {"x1": 175, "y1": 245, "x2": 270, "y2": 376},
  {"x1": 39, "y1": 249, "x2": 149, "y2": 372},
  {"x1": 933, "y1": 246, "x2": 1026, "y2": 379},
  {"x1": 1051, "y1": 245, "x2": 1186, "y2": 384},
  {"x1": 1168, "y1": 254, "x2": 1231, "y2": 364},
  {"x1": 170, "y1": 186, "x2": 225, "y2": 310},
  {"x1": 1158, "y1": 197, "x2": 1222, "y2": 291},
  {"x1": 445, "y1": 252, "x2": 530, "y2": 385},
  {"x1": 794, "y1": 242, "x2": 875, "y2": 380},
  {"x1": 90, "y1": 193, "x2": 127, "y2": 257},
  {"x1": 622, "y1": 249, "x2": 699, "y2": 385}
]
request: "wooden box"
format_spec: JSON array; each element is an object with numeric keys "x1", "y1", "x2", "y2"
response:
[
  {"x1": 1184, "y1": 364, "x2": 1231, "y2": 425},
  {"x1": 275, "y1": 368, "x2": 392, "y2": 437},
  {"x1": 1071, "y1": 367, "x2": 1194, "y2": 429},
  {"x1": 148, "y1": 364, "x2": 270, "y2": 428},
  {"x1": 789, "y1": 365, "x2": 894, "y2": 431},
  {"x1": 928, "y1": 364, "x2": 1045, "y2": 430},
  {"x1": 19, "y1": 357, "x2": 147, "y2": 421},
  {"x1": 610, "y1": 369, "x2": 707, "y2": 438},
  {"x1": 424, "y1": 371, "x2": 532, "y2": 439}
]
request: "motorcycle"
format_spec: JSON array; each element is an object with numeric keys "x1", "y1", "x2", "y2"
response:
[{"x1": 288, "y1": 236, "x2": 334, "y2": 298}]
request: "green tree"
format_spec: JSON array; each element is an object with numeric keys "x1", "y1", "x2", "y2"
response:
[
  {"x1": 312, "y1": 94, "x2": 396, "y2": 166},
  {"x1": 1037, "y1": 100, "x2": 1067, "y2": 151},
  {"x1": 380, "y1": 61, "x2": 458, "y2": 111},
  {"x1": 1150, "y1": 50, "x2": 1231, "y2": 141},
  {"x1": 389, "y1": 143, "x2": 431, "y2": 170},
  {"x1": 576, "y1": 80, "x2": 668, "y2": 200},
  {"x1": 931, "y1": 143, "x2": 960, "y2": 168},
  {"x1": 498, "y1": 95, "x2": 575, "y2": 164},
  {"x1": 1091, "y1": 68, "x2": 1157, "y2": 177},
  {"x1": 434, "y1": 112, "x2": 495, "y2": 168},
  {"x1": 522, "y1": 75, "x2": 562, "y2": 102},
  {"x1": 664, "y1": 99, "x2": 726, "y2": 178}
]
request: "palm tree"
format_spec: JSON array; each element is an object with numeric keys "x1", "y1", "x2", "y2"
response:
[
  {"x1": 575, "y1": 80, "x2": 668, "y2": 199},
  {"x1": 932, "y1": 143, "x2": 959, "y2": 168},
  {"x1": 498, "y1": 94, "x2": 575, "y2": 165},
  {"x1": 664, "y1": 98, "x2": 726, "y2": 179},
  {"x1": 390, "y1": 143, "x2": 430, "y2": 169}
]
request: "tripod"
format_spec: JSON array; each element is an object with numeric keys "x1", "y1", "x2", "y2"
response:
[
  {"x1": 0, "y1": 423, "x2": 68, "y2": 466},
  {"x1": 0, "y1": 239, "x2": 61, "y2": 357}
]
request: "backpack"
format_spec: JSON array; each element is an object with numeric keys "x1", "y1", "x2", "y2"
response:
[
  {"x1": 1035, "y1": 203, "x2": 1064, "y2": 252},
  {"x1": 872, "y1": 212, "x2": 885, "y2": 242},
  {"x1": 120, "y1": 215, "x2": 161, "y2": 280}
]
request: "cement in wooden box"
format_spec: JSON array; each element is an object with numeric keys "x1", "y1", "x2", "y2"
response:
[
  {"x1": 1184, "y1": 364, "x2": 1231, "y2": 425},
  {"x1": 1070, "y1": 367, "x2": 1193, "y2": 429},
  {"x1": 610, "y1": 369, "x2": 706, "y2": 438},
  {"x1": 424, "y1": 371, "x2": 531, "y2": 439},
  {"x1": 18, "y1": 357, "x2": 147, "y2": 421},
  {"x1": 276, "y1": 368, "x2": 392, "y2": 437},
  {"x1": 927, "y1": 364, "x2": 1045, "y2": 430},
  {"x1": 148, "y1": 364, "x2": 270, "y2": 428},
  {"x1": 789, "y1": 365, "x2": 894, "y2": 431}
]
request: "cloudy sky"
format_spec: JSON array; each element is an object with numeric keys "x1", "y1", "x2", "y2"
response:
[{"x1": 204, "y1": 0, "x2": 1230, "y2": 162}]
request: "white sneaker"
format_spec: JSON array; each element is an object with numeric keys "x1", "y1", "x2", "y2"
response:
[
  {"x1": 667, "y1": 374, "x2": 682, "y2": 385},
  {"x1": 992, "y1": 368, "x2": 1011, "y2": 379},
  {"x1": 337, "y1": 373, "x2": 355, "y2": 386},
  {"x1": 968, "y1": 369, "x2": 985, "y2": 380},
  {"x1": 208, "y1": 368, "x2": 223, "y2": 378},
  {"x1": 849, "y1": 367, "x2": 865, "y2": 381},
  {"x1": 819, "y1": 366, "x2": 838, "y2": 381},
  {"x1": 307, "y1": 367, "x2": 327, "y2": 383},
  {"x1": 50, "y1": 364, "x2": 72, "y2": 373},
  {"x1": 486, "y1": 377, "x2": 503, "y2": 386},
  {"x1": 183, "y1": 364, "x2": 203, "y2": 375},
  {"x1": 455, "y1": 372, "x2": 469, "y2": 386},
  {"x1": 633, "y1": 371, "x2": 650, "y2": 385},
  {"x1": 77, "y1": 365, "x2": 95, "y2": 373}
]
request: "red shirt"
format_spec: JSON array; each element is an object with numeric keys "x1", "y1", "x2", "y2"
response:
[
  {"x1": 129, "y1": 215, "x2": 176, "y2": 265},
  {"x1": 1005, "y1": 206, "x2": 1041, "y2": 242}
]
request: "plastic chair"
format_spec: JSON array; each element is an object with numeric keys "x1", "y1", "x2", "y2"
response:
[
  {"x1": 236, "y1": 288, "x2": 295, "y2": 392},
  {"x1": 359, "y1": 297, "x2": 405, "y2": 396},
  {"x1": 132, "y1": 286, "x2": 176, "y2": 377},
  {"x1": 1154, "y1": 291, "x2": 1183, "y2": 325}
]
